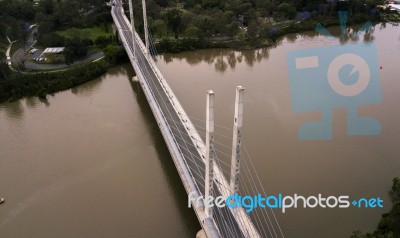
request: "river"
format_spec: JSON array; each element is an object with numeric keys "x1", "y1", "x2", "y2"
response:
[{"x1": 1, "y1": 23, "x2": 399, "y2": 238}]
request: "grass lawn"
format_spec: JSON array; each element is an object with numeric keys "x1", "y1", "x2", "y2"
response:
[{"x1": 56, "y1": 25, "x2": 113, "y2": 41}]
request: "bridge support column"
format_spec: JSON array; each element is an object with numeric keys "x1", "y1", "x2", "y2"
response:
[
  {"x1": 128, "y1": 0, "x2": 135, "y2": 58},
  {"x1": 230, "y1": 86, "x2": 244, "y2": 196},
  {"x1": 205, "y1": 90, "x2": 215, "y2": 217},
  {"x1": 142, "y1": 0, "x2": 150, "y2": 55}
]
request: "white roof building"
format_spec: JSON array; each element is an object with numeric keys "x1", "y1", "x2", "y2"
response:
[{"x1": 43, "y1": 47, "x2": 65, "y2": 54}]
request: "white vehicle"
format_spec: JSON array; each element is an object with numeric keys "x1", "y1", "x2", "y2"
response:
[
  {"x1": 29, "y1": 48, "x2": 38, "y2": 54},
  {"x1": 0, "y1": 198, "x2": 4, "y2": 204}
]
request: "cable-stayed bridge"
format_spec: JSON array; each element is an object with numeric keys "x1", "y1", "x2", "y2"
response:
[{"x1": 111, "y1": 0, "x2": 284, "y2": 237}]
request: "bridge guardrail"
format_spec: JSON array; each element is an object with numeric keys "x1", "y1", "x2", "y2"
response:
[
  {"x1": 113, "y1": 6, "x2": 204, "y2": 201},
  {"x1": 112, "y1": 6, "x2": 222, "y2": 238},
  {"x1": 130, "y1": 31, "x2": 260, "y2": 237},
  {"x1": 114, "y1": 4, "x2": 260, "y2": 237}
]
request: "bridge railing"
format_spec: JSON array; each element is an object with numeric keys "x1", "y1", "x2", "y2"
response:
[
  {"x1": 131, "y1": 34, "x2": 261, "y2": 237},
  {"x1": 112, "y1": 5, "x2": 205, "y2": 204},
  {"x1": 131, "y1": 32, "x2": 261, "y2": 237},
  {"x1": 120, "y1": 9, "x2": 211, "y2": 190},
  {"x1": 112, "y1": 6, "x2": 224, "y2": 238},
  {"x1": 133, "y1": 42, "x2": 205, "y2": 196},
  {"x1": 113, "y1": 4, "x2": 261, "y2": 237}
]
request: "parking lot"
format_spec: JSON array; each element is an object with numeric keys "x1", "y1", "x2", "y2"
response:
[{"x1": 29, "y1": 48, "x2": 48, "y2": 62}]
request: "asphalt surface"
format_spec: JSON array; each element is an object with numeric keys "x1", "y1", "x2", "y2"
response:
[
  {"x1": 11, "y1": 26, "x2": 104, "y2": 71},
  {"x1": 113, "y1": 2, "x2": 246, "y2": 237},
  {"x1": 11, "y1": 26, "x2": 38, "y2": 66},
  {"x1": 24, "y1": 51, "x2": 104, "y2": 70}
]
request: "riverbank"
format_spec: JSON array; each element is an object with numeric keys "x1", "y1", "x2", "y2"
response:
[
  {"x1": 0, "y1": 59, "x2": 111, "y2": 103},
  {"x1": 155, "y1": 14, "x2": 387, "y2": 54},
  {"x1": 351, "y1": 177, "x2": 400, "y2": 238},
  {"x1": 0, "y1": 13, "x2": 392, "y2": 103}
]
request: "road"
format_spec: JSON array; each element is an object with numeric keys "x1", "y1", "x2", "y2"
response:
[
  {"x1": 10, "y1": 26, "x2": 104, "y2": 71},
  {"x1": 11, "y1": 26, "x2": 38, "y2": 67},
  {"x1": 113, "y1": 1, "x2": 246, "y2": 237},
  {"x1": 24, "y1": 51, "x2": 104, "y2": 70}
]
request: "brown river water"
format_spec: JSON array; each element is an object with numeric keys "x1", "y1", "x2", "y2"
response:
[{"x1": 1, "y1": 23, "x2": 399, "y2": 237}]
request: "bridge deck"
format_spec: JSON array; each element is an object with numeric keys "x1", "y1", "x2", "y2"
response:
[{"x1": 112, "y1": 2, "x2": 259, "y2": 237}]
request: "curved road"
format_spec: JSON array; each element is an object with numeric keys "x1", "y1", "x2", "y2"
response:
[{"x1": 11, "y1": 26, "x2": 104, "y2": 71}]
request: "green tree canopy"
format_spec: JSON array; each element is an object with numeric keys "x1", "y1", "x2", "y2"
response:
[
  {"x1": 164, "y1": 9, "x2": 183, "y2": 39},
  {"x1": 351, "y1": 177, "x2": 400, "y2": 238}
]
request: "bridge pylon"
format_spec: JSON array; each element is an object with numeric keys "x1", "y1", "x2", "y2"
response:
[
  {"x1": 230, "y1": 86, "x2": 244, "y2": 196},
  {"x1": 142, "y1": 0, "x2": 150, "y2": 55},
  {"x1": 111, "y1": 2, "x2": 266, "y2": 235},
  {"x1": 205, "y1": 90, "x2": 215, "y2": 217},
  {"x1": 128, "y1": 0, "x2": 135, "y2": 58}
]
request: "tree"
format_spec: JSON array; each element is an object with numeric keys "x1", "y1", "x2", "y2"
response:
[
  {"x1": 277, "y1": 2, "x2": 297, "y2": 19},
  {"x1": 38, "y1": 32, "x2": 65, "y2": 47},
  {"x1": 185, "y1": 25, "x2": 202, "y2": 38},
  {"x1": 366, "y1": 0, "x2": 385, "y2": 7},
  {"x1": 202, "y1": 0, "x2": 221, "y2": 8},
  {"x1": 2, "y1": 0, "x2": 35, "y2": 21},
  {"x1": 352, "y1": 177, "x2": 400, "y2": 237},
  {"x1": 247, "y1": 20, "x2": 259, "y2": 38},
  {"x1": 95, "y1": 36, "x2": 110, "y2": 47},
  {"x1": 65, "y1": 38, "x2": 89, "y2": 57},
  {"x1": 40, "y1": 0, "x2": 55, "y2": 15},
  {"x1": 154, "y1": 0, "x2": 168, "y2": 7},
  {"x1": 225, "y1": 22, "x2": 239, "y2": 37},
  {"x1": 194, "y1": 15, "x2": 216, "y2": 37},
  {"x1": 104, "y1": 44, "x2": 119, "y2": 64},
  {"x1": 0, "y1": 51, "x2": 10, "y2": 80},
  {"x1": 0, "y1": 63, "x2": 11, "y2": 80},
  {"x1": 391, "y1": 177, "x2": 400, "y2": 201},
  {"x1": 63, "y1": 37, "x2": 90, "y2": 65},
  {"x1": 0, "y1": 51, "x2": 5, "y2": 62},
  {"x1": 164, "y1": 9, "x2": 183, "y2": 39},
  {"x1": 154, "y1": 19, "x2": 168, "y2": 38},
  {"x1": 64, "y1": 48, "x2": 75, "y2": 65}
]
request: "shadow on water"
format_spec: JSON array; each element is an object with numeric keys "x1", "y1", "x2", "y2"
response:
[
  {"x1": 158, "y1": 24, "x2": 377, "y2": 75},
  {"x1": 25, "y1": 97, "x2": 38, "y2": 109},
  {"x1": 71, "y1": 76, "x2": 104, "y2": 97},
  {"x1": 25, "y1": 96, "x2": 50, "y2": 108},
  {"x1": 0, "y1": 100, "x2": 24, "y2": 120},
  {"x1": 127, "y1": 75, "x2": 201, "y2": 236},
  {"x1": 38, "y1": 97, "x2": 50, "y2": 107},
  {"x1": 71, "y1": 64, "x2": 132, "y2": 97},
  {"x1": 159, "y1": 48, "x2": 271, "y2": 73}
]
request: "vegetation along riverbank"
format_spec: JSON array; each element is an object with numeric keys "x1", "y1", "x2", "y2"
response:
[{"x1": 1, "y1": 0, "x2": 398, "y2": 101}]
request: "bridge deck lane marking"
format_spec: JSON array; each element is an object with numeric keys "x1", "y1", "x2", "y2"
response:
[{"x1": 113, "y1": 6, "x2": 248, "y2": 237}]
